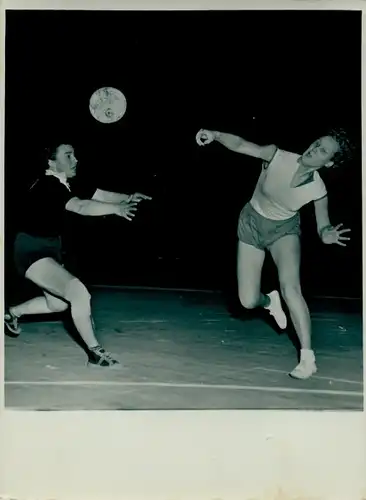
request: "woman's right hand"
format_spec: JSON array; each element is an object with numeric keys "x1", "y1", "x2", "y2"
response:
[
  {"x1": 114, "y1": 201, "x2": 138, "y2": 221},
  {"x1": 196, "y1": 129, "x2": 217, "y2": 146}
]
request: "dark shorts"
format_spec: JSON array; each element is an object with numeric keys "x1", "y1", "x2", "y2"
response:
[
  {"x1": 237, "y1": 202, "x2": 301, "y2": 250},
  {"x1": 13, "y1": 232, "x2": 63, "y2": 277}
]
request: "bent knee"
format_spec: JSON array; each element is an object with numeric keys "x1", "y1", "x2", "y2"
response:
[
  {"x1": 65, "y1": 279, "x2": 91, "y2": 313},
  {"x1": 47, "y1": 298, "x2": 69, "y2": 313},
  {"x1": 238, "y1": 292, "x2": 259, "y2": 309}
]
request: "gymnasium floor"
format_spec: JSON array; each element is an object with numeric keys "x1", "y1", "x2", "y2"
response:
[{"x1": 4, "y1": 288, "x2": 363, "y2": 410}]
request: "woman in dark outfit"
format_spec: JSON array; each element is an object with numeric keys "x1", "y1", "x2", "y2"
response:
[{"x1": 5, "y1": 143, "x2": 151, "y2": 368}]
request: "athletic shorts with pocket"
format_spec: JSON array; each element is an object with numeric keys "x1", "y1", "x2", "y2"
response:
[{"x1": 237, "y1": 202, "x2": 301, "y2": 250}]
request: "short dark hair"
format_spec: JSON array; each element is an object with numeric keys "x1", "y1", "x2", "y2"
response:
[
  {"x1": 327, "y1": 127, "x2": 357, "y2": 167},
  {"x1": 44, "y1": 144, "x2": 61, "y2": 162},
  {"x1": 44, "y1": 142, "x2": 73, "y2": 162}
]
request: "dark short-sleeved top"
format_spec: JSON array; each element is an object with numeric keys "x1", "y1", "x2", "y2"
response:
[{"x1": 19, "y1": 174, "x2": 97, "y2": 237}]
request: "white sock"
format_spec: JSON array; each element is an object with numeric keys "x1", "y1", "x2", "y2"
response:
[{"x1": 300, "y1": 349, "x2": 315, "y2": 362}]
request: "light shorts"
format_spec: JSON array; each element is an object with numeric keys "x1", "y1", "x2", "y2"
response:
[{"x1": 237, "y1": 202, "x2": 301, "y2": 250}]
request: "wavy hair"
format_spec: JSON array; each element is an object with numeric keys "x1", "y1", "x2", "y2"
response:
[{"x1": 327, "y1": 127, "x2": 357, "y2": 167}]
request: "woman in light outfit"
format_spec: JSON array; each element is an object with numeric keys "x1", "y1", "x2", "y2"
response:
[
  {"x1": 5, "y1": 143, "x2": 151, "y2": 368},
  {"x1": 196, "y1": 128, "x2": 353, "y2": 379}
]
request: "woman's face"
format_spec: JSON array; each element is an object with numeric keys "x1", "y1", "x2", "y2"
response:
[
  {"x1": 49, "y1": 144, "x2": 78, "y2": 178},
  {"x1": 300, "y1": 136, "x2": 339, "y2": 169}
]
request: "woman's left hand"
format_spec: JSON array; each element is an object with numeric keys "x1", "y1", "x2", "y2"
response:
[
  {"x1": 321, "y1": 223, "x2": 351, "y2": 246},
  {"x1": 129, "y1": 192, "x2": 152, "y2": 203}
]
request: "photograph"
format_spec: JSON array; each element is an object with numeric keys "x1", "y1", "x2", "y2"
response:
[{"x1": 3, "y1": 8, "x2": 363, "y2": 411}]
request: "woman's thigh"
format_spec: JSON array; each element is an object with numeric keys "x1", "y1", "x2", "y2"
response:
[
  {"x1": 237, "y1": 241, "x2": 266, "y2": 301},
  {"x1": 269, "y1": 234, "x2": 301, "y2": 287},
  {"x1": 25, "y1": 257, "x2": 76, "y2": 299}
]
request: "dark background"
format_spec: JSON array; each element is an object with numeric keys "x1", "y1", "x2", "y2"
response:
[{"x1": 5, "y1": 10, "x2": 362, "y2": 302}]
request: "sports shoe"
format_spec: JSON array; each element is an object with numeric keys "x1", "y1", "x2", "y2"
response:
[
  {"x1": 265, "y1": 290, "x2": 287, "y2": 329},
  {"x1": 290, "y1": 349, "x2": 317, "y2": 380},
  {"x1": 87, "y1": 345, "x2": 120, "y2": 368},
  {"x1": 4, "y1": 308, "x2": 21, "y2": 337}
]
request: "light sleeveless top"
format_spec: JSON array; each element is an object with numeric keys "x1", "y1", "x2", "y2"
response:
[{"x1": 250, "y1": 148, "x2": 327, "y2": 221}]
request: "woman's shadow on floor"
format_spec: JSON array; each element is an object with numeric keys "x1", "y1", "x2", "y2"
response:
[{"x1": 224, "y1": 290, "x2": 301, "y2": 358}]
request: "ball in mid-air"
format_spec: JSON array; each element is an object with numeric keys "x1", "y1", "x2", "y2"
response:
[{"x1": 89, "y1": 87, "x2": 127, "y2": 124}]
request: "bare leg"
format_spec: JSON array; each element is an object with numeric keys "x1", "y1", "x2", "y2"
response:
[
  {"x1": 237, "y1": 241, "x2": 267, "y2": 309},
  {"x1": 5, "y1": 292, "x2": 69, "y2": 335},
  {"x1": 24, "y1": 258, "x2": 99, "y2": 349},
  {"x1": 237, "y1": 241, "x2": 287, "y2": 329},
  {"x1": 10, "y1": 292, "x2": 68, "y2": 318},
  {"x1": 20, "y1": 258, "x2": 118, "y2": 367},
  {"x1": 269, "y1": 235, "x2": 316, "y2": 379},
  {"x1": 269, "y1": 235, "x2": 311, "y2": 349}
]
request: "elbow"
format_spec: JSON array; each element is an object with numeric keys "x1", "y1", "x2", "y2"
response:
[{"x1": 236, "y1": 137, "x2": 247, "y2": 150}]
